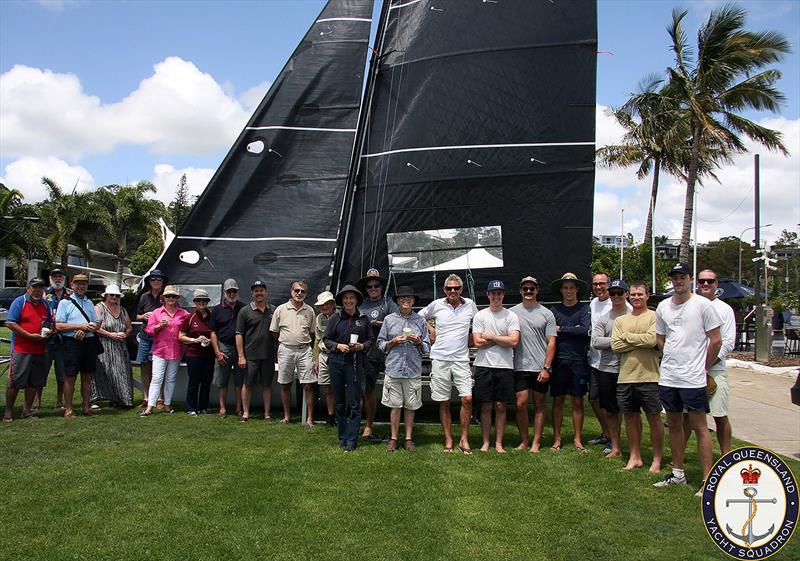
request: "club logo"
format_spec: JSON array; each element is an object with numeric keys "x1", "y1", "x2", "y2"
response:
[{"x1": 701, "y1": 446, "x2": 798, "y2": 559}]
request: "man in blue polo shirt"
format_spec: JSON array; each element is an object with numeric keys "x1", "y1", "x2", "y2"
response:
[{"x1": 3, "y1": 278, "x2": 54, "y2": 421}]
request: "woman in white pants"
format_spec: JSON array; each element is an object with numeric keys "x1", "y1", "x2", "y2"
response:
[{"x1": 140, "y1": 285, "x2": 189, "y2": 416}]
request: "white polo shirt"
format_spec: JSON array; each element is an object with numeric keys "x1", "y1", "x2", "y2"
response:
[{"x1": 418, "y1": 297, "x2": 478, "y2": 362}]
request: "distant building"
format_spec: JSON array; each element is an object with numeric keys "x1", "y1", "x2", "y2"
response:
[{"x1": 598, "y1": 234, "x2": 633, "y2": 249}]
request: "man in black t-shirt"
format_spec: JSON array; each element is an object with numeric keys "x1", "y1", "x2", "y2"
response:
[
  {"x1": 210, "y1": 278, "x2": 246, "y2": 418},
  {"x1": 236, "y1": 280, "x2": 276, "y2": 422}
]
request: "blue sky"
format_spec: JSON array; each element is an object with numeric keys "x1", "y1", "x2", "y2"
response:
[{"x1": 1, "y1": 0, "x2": 798, "y2": 244}]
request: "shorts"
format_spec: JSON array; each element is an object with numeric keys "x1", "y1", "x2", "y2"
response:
[
  {"x1": 708, "y1": 369, "x2": 730, "y2": 417},
  {"x1": 363, "y1": 355, "x2": 383, "y2": 392},
  {"x1": 277, "y1": 344, "x2": 315, "y2": 385},
  {"x1": 658, "y1": 385, "x2": 709, "y2": 414},
  {"x1": 45, "y1": 346, "x2": 66, "y2": 383},
  {"x1": 617, "y1": 382, "x2": 662, "y2": 414},
  {"x1": 429, "y1": 359, "x2": 472, "y2": 402},
  {"x1": 550, "y1": 359, "x2": 588, "y2": 398},
  {"x1": 245, "y1": 359, "x2": 275, "y2": 387},
  {"x1": 136, "y1": 332, "x2": 153, "y2": 364},
  {"x1": 513, "y1": 371, "x2": 549, "y2": 394},
  {"x1": 589, "y1": 367, "x2": 601, "y2": 401},
  {"x1": 213, "y1": 341, "x2": 244, "y2": 388},
  {"x1": 8, "y1": 353, "x2": 48, "y2": 389},
  {"x1": 63, "y1": 337, "x2": 97, "y2": 377},
  {"x1": 595, "y1": 369, "x2": 620, "y2": 413},
  {"x1": 381, "y1": 376, "x2": 422, "y2": 410},
  {"x1": 317, "y1": 351, "x2": 331, "y2": 385},
  {"x1": 473, "y1": 367, "x2": 515, "y2": 405}
]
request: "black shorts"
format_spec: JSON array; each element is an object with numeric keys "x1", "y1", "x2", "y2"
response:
[
  {"x1": 363, "y1": 355, "x2": 383, "y2": 392},
  {"x1": 473, "y1": 367, "x2": 515, "y2": 405},
  {"x1": 588, "y1": 367, "x2": 601, "y2": 401},
  {"x1": 658, "y1": 385, "x2": 709, "y2": 414},
  {"x1": 595, "y1": 369, "x2": 620, "y2": 413},
  {"x1": 617, "y1": 382, "x2": 662, "y2": 414},
  {"x1": 513, "y1": 371, "x2": 549, "y2": 395},
  {"x1": 550, "y1": 359, "x2": 588, "y2": 398},
  {"x1": 245, "y1": 359, "x2": 275, "y2": 387},
  {"x1": 63, "y1": 337, "x2": 97, "y2": 377}
]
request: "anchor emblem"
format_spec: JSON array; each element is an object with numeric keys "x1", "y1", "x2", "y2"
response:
[{"x1": 725, "y1": 487, "x2": 778, "y2": 547}]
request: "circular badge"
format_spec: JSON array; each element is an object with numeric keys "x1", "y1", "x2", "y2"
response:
[
  {"x1": 370, "y1": 309, "x2": 379, "y2": 319},
  {"x1": 701, "y1": 446, "x2": 798, "y2": 559}
]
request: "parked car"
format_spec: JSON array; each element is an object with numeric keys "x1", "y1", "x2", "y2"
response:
[
  {"x1": 0, "y1": 307, "x2": 7, "y2": 326},
  {"x1": 0, "y1": 287, "x2": 26, "y2": 310}
]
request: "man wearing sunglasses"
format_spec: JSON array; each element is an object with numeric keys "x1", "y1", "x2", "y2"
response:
[
  {"x1": 270, "y1": 281, "x2": 316, "y2": 426},
  {"x1": 418, "y1": 273, "x2": 478, "y2": 454}
]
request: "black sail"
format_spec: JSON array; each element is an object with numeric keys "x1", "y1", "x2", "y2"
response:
[
  {"x1": 154, "y1": 0, "x2": 374, "y2": 302},
  {"x1": 333, "y1": 0, "x2": 597, "y2": 304}
]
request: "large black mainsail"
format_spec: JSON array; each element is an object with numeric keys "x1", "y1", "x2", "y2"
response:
[
  {"x1": 332, "y1": 0, "x2": 597, "y2": 303},
  {"x1": 153, "y1": 0, "x2": 373, "y2": 301}
]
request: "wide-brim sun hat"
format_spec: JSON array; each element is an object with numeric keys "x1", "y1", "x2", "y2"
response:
[
  {"x1": 356, "y1": 268, "x2": 387, "y2": 294},
  {"x1": 102, "y1": 284, "x2": 123, "y2": 297},
  {"x1": 162, "y1": 285, "x2": 180, "y2": 297},
  {"x1": 392, "y1": 285, "x2": 418, "y2": 305},
  {"x1": 315, "y1": 290, "x2": 336, "y2": 307},
  {"x1": 192, "y1": 288, "x2": 210, "y2": 301},
  {"x1": 144, "y1": 269, "x2": 167, "y2": 284},
  {"x1": 335, "y1": 284, "x2": 363, "y2": 306},
  {"x1": 550, "y1": 272, "x2": 588, "y2": 299}
]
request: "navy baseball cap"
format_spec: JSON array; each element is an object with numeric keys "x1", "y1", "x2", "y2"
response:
[
  {"x1": 669, "y1": 262, "x2": 693, "y2": 276},
  {"x1": 609, "y1": 279, "x2": 629, "y2": 292},
  {"x1": 487, "y1": 280, "x2": 505, "y2": 292}
]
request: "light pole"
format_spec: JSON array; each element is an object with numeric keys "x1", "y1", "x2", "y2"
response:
[{"x1": 738, "y1": 223, "x2": 772, "y2": 283}]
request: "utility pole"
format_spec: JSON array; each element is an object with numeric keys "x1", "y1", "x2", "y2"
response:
[{"x1": 753, "y1": 154, "x2": 770, "y2": 362}]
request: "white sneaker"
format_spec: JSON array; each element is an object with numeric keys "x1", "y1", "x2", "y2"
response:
[
  {"x1": 187, "y1": 411, "x2": 198, "y2": 417},
  {"x1": 695, "y1": 486, "x2": 703, "y2": 497},
  {"x1": 653, "y1": 472, "x2": 688, "y2": 488}
]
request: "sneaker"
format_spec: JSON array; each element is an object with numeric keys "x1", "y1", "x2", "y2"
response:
[
  {"x1": 344, "y1": 442, "x2": 357, "y2": 453},
  {"x1": 325, "y1": 416, "x2": 336, "y2": 427},
  {"x1": 653, "y1": 472, "x2": 688, "y2": 488},
  {"x1": 588, "y1": 436, "x2": 610, "y2": 445},
  {"x1": 187, "y1": 411, "x2": 198, "y2": 417},
  {"x1": 90, "y1": 404, "x2": 101, "y2": 411},
  {"x1": 695, "y1": 487, "x2": 703, "y2": 497},
  {"x1": 603, "y1": 443, "x2": 613, "y2": 455}
]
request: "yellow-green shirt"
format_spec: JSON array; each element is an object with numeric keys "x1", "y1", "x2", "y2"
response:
[{"x1": 610, "y1": 310, "x2": 660, "y2": 383}]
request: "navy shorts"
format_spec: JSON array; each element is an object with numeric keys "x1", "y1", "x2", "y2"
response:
[
  {"x1": 658, "y1": 385, "x2": 709, "y2": 414},
  {"x1": 550, "y1": 359, "x2": 588, "y2": 398},
  {"x1": 595, "y1": 369, "x2": 620, "y2": 413},
  {"x1": 473, "y1": 367, "x2": 515, "y2": 405},
  {"x1": 513, "y1": 371, "x2": 549, "y2": 395},
  {"x1": 63, "y1": 337, "x2": 97, "y2": 377}
]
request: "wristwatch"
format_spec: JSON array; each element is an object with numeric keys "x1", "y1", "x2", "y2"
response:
[{"x1": 542, "y1": 365, "x2": 552, "y2": 373}]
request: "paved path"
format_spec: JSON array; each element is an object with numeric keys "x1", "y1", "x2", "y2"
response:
[{"x1": 720, "y1": 366, "x2": 800, "y2": 460}]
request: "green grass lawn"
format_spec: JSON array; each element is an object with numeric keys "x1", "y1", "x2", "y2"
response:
[{"x1": 1, "y1": 329, "x2": 798, "y2": 561}]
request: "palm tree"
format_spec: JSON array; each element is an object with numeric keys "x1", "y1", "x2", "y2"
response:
[
  {"x1": 0, "y1": 183, "x2": 33, "y2": 283},
  {"x1": 667, "y1": 4, "x2": 790, "y2": 262},
  {"x1": 92, "y1": 181, "x2": 169, "y2": 286}
]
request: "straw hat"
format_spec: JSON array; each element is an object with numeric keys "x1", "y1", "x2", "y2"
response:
[{"x1": 163, "y1": 285, "x2": 180, "y2": 297}]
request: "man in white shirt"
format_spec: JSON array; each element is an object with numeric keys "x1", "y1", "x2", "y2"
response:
[
  {"x1": 472, "y1": 280, "x2": 520, "y2": 453},
  {"x1": 654, "y1": 262, "x2": 722, "y2": 495},
  {"x1": 588, "y1": 272, "x2": 612, "y2": 446},
  {"x1": 418, "y1": 274, "x2": 478, "y2": 454}
]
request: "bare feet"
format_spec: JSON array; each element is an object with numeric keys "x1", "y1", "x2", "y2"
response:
[
  {"x1": 623, "y1": 459, "x2": 644, "y2": 471},
  {"x1": 480, "y1": 443, "x2": 491, "y2": 453},
  {"x1": 550, "y1": 440, "x2": 562, "y2": 452},
  {"x1": 530, "y1": 443, "x2": 541, "y2": 454},
  {"x1": 495, "y1": 444, "x2": 506, "y2": 454},
  {"x1": 514, "y1": 442, "x2": 528, "y2": 451},
  {"x1": 649, "y1": 461, "x2": 662, "y2": 473},
  {"x1": 606, "y1": 450, "x2": 622, "y2": 458}
]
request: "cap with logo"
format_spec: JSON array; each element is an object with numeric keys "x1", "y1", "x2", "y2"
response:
[
  {"x1": 27, "y1": 277, "x2": 45, "y2": 287},
  {"x1": 49, "y1": 268, "x2": 66, "y2": 277},
  {"x1": 519, "y1": 276, "x2": 539, "y2": 286},
  {"x1": 251, "y1": 280, "x2": 267, "y2": 289},
  {"x1": 486, "y1": 280, "x2": 505, "y2": 292},
  {"x1": 609, "y1": 279, "x2": 629, "y2": 292},
  {"x1": 669, "y1": 262, "x2": 693, "y2": 276}
]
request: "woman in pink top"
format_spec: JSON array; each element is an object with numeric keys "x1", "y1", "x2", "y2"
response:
[{"x1": 140, "y1": 285, "x2": 189, "y2": 416}]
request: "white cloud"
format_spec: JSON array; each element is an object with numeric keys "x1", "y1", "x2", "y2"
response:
[
  {"x1": 151, "y1": 164, "x2": 215, "y2": 204},
  {"x1": 1, "y1": 58, "x2": 252, "y2": 159},
  {"x1": 0, "y1": 156, "x2": 95, "y2": 202},
  {"x1": 33, "y1": 0, "x2": 80, "y2": 11},
  {"x1": 239, "y1": 81, "x2": 271, "y2": 112}
]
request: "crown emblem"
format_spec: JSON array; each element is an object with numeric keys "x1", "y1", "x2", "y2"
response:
[{"x1": 740, "y1": 464, "x2": 762, "y2": 485}]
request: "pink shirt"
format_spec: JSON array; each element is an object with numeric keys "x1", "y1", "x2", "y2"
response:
[{"x1": 145, "y1": 305, "x2": 190, "y2": 360}]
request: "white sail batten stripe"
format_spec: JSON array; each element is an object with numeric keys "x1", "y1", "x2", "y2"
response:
[
  {"x1": 178, "y1": 236, "x2": 337, "y2": 242},
  {"x1": 389, "y1": 0, "x2": 424, "y2": 9},
  {"x1": 316, "y1": 17, "x2": 372, "y2": 22},
  {"x1": 361, "y1": 141, "x2": 596, "y2": 158},
  {"x1": 246, "y1": 126, "x2": 357, "y2": 133}
]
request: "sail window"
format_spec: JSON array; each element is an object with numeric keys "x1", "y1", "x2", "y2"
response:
[
  {"x1": 246, "y1": 140, "x2": 265, "y2": 154},
  {"x1": 387, "y1": 226, "x2": 503, "y2": 273},
  {"x1": 174, "y1": 285, "x2": 222, "y2": 307},
  {"x1": 179, "y1": 250, "x2": 201, "y2": 265}
]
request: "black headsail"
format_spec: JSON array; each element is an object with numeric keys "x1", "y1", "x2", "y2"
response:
[
  {"x1": 153, "y1": 0, "x2": 374, "y2": 302},
  {"x1": 332, "y1": 0, "x2": 597, "y2": 304}
]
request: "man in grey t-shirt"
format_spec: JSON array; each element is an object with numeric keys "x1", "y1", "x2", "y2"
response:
[{"x1": 510, "y1": 276, "x2": 556, "y2": 453}]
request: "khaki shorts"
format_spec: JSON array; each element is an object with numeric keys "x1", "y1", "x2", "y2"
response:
[
  {"x1": 317, "y1": 351, "x2": 331, "y2": 385},
  {"x1": 277, "y1": 344, "x2": 315, "y2": 384},
  {"x1": 708, "y1": 369, "x2": 730, "y2": 417},
  {"x1": 429, "y1": 359, "x2": 472, "y2": 402},
  {"x1": 381, "y1": 376, "x2": 423, "y2": 410}
]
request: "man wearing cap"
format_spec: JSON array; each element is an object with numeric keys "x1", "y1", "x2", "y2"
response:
[
  {"x1": 313, "y1": 291, "x2": 338, "y2": 427},
  {"x1": 356, "y1": 268, "x2": 399, "y2": 441},
  {"x1": 418, "y1": 274, "x2": 478, "y2": 454},
  {"x1": 236, "y1": 280, "x2": 276, "y2": 422},
  {"x1": 210, "y1": 278, "x2": 245, "y2": 418},
  {"x1": 549, "y1": 272, "x2": 591, "y2": 452},
  {"x1": 3, "y1": 278, "x2": 54, "y2": 421},
  {"x1": 510, "y1": 276, "x2": 556, "y2": 453},
  {"x1": 55, "y1": 274, "x2": 100, "y2": 418},
  {"x1": 472, "y1": 280, "x2": 520, "y2": 454},
  {"x1": 690, "y1": 268, "x2": 736, "y2": 455},
  {"x1": 377, "y1": 286, "x2": 431, "y2": 452},
  {"x1": 611, "y1": 281, "x2": 663, "y2": 472},
  {"x1": 654, "y1": 262, "x2": 721, "y2": 494},
  {"x1": 270, "y1": 281, "x2": 316, "y2": 426},
  {"x1": 590, "y1": 279, "x2": 631, "y2": 458},
  {"x1": 38, "y1": 267, "x2": 70, "y2": 410},
  {"x1": 135, "y1": 269, "x2": 165, "y2": 408}
]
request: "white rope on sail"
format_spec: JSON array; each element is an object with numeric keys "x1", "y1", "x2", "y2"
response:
[
  {"x1": 245, "y1": 126, "x2": 357, "y2": 133},
  {"x1": 316, "y1": 17, "x2": 372, "y2": 23}
]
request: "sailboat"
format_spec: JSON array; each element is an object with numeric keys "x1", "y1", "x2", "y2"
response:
[{"x1": 153, "y1": 0, "x2": 597, "y2": 305}]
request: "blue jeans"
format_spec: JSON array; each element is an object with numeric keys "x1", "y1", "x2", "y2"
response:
[
  {"x1": 329, "y1": 354, "x2": 365, "y2": 448},
  {"x1": 185, "y1": 356, "x2": 214, "y2": 412}
]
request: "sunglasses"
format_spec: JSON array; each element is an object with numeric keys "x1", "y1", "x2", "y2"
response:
[
  {"x1": 194, "y1": 299, "x2": 210, "y2": 303},
  {"x1": 697, "y1": 279, "x2": 717, "y2": 285},
  {"x1": 609, "y1": 291, "x2": 625, "y2": 297},
  {"x1": 164, "y1": 295, "x2": 179, "y2": 299},
  {"x1": 592, "y1": 282, "x2": 607, "y2": 286},
  {"x1": 521, "y1": 286, "x2": 537, "y2": 292},
  {"x1": 293, "y1": 289, "x2": 306, "y2": 294},
  {"x1": 366, "y1": 284, "x2": 382, "y2": 289},
  {"x1": 444, "y1": 286, "x2": 462, "y2": 292}
]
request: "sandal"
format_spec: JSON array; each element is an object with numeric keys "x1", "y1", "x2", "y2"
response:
[
  {"x1": 64, "y1": 411, "x2": 78, "y2": 419},
  {"x1": 404, "y1": 439, "x2": 417, "y2": 452},
  {"x1": 458, "y1": 445, "x2": 472, "y2": 455},
  {"x1": 443, "y1": 445, "x2": 454, "y2": 453},
  {"x1": 386, "y1": 438, "x2": 398, "y2": 452},
  {"x1": 550, "y1": 443, "x2": 562, "y2": 452}
]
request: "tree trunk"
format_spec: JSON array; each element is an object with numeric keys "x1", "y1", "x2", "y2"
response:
[
  {"x1": 679, "y1": 125, "x2": 702, "y2": 263},
  {"x1": 643, "y1": 158, "x2": 660, "y2": 246},
  {"x1": 115, "y1": 257, "x2": 124, "y2": 287}
]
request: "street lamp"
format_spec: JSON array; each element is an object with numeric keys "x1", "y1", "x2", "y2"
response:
[{"x1": 738, "y1": 223, "x2": 772, "y2": 283}]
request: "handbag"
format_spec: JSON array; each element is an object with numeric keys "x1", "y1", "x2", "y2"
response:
[{"x1": 70, "y1": 298, "x2": 104, "y2": 356}]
